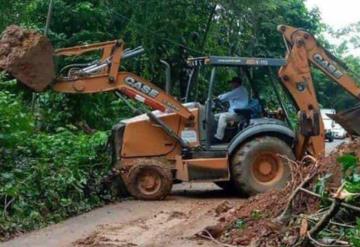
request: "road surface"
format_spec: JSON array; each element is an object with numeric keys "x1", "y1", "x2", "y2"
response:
[
  {"x1": 326, "y1": 139, "x2": 345, "y2": 155},
  {"x1": 3, "y1": 183, "x2": 238, "y2": 247},
  {"x1": 3, "y1": 140, "x2": 345, "y2": 247}
]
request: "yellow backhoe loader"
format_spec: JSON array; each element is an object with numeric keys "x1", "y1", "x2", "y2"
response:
[{"x1": 2, "y1": 25, "x2": 360, "y2": 200}]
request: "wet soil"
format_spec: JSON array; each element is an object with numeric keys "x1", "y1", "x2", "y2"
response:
[
  {"x1": 203, "y1": 139, "x2": 355, "y2": 246},
  {"x1": 3, "y1": 183, "x2": 241, "y2": 247},
  {"x1": 0, "y1": 25, "x2": 54, "y2": 91},
  {"x1": 2, "y1": 140, "x2": 346, "y2": 247}
]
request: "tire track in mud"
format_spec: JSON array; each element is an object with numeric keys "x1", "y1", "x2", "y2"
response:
[
  {"x1": 3, "y1": 141, "x2": 343, "y2": 247},
  {"x1": 4, "y1": 183, "x2": 242, "y2": 247},
  {"x1": 74, "y1": 201, "x2": 217, "y2": 247}
]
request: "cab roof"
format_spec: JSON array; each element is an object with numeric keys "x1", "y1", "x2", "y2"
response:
[{"x1": 187, "y1": 56, "x2": 285, "y2": 67}]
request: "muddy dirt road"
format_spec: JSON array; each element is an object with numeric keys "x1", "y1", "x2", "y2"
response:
[
  {"x1": 3, "y1": 140, "x2": 345, "y2": 247},
  {"x1": 4, "y1": 183, "x2": 241, "y2": 247}
]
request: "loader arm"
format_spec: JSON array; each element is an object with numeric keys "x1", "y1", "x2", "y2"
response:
[
  {"x1": 52, "y1": 40, "x2": 193, "y2": 120},
  {"x1": 278, "y1": 25, "x2": 360, "y2": 158}
]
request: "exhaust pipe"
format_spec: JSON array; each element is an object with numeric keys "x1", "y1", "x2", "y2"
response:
[{"x1": 160, "y1": 60, "x2": 171, "y2": 94}]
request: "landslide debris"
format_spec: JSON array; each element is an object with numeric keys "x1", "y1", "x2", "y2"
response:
[
  {"x1": 199, "y1": 140, "x2": 360, "y2": 247},
  {"x1": 0, "y1": 25, "x2": 55, "y2": 91}
]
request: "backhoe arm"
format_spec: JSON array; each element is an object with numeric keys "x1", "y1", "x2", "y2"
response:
[
  {"x1": 279, "y1": 25, "x2": 360, "y2": 99},
  {"x1": 52, "y1": 40, "x2": 194, "y2": 120},
  {"x1": 278, "y1": 25, "x2": 360, "y2": 158}
]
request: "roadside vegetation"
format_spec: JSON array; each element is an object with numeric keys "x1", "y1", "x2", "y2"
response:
[
  {"x1": 0, "y1": 81, "x2": 115, "y2": 239},
  {"x1": 0, "y1": 0, "x2": 359, "y2": 243}
]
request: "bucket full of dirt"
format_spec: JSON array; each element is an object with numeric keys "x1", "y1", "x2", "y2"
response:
[{"x1": 0, "y1": 25, "x2": 55, "y2": 91}]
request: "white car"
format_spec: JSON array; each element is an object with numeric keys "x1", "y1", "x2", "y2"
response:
[
  {"x1": 332, "y1": 123, "x2": 347, "y2": 139},
  {"x1": 321, "y1": 109, "x2": 336, "y2": 141},
  {"x1": 320, "y1": 109, "x2": 347, "y2": 139}
]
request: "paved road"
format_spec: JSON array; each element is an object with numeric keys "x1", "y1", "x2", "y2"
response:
[
  {"x1": 325, "y1": 139, "x2": 346, "y2": 155},
  {"x1": 3, "y1": 183, "x2": 235, "y2": 247},
  {"x1": 4, "y1": 140, "x2": 345, "y2": 247}
]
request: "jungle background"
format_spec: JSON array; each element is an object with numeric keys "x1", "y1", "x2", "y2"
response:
[{"x1": 0, "y1": 0, "x2": 359, "y2": 241}]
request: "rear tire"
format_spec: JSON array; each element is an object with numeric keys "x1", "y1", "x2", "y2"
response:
[
  {"x1": 126, "y1": 160, "x2": 173, "y2": 200},
  {"x1": 231, "y1": 136, "x2": 294, "y2": 196}
]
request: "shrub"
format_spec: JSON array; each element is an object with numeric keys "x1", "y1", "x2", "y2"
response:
[{"x1": 0, "y1": 90, "x2": 114, "y2": 240}]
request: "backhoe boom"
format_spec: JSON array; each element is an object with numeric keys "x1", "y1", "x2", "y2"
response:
[
  {"x1": 53, "y1": 40, "x2": 194, "y2": 120},
  {"x1": 278, "y1": 25, "x2": 360, "y2": 158}
]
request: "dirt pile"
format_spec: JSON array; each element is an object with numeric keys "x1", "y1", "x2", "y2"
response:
[
  {"x1": 331, "y1": 138, "x2": 360, "y2": 157},
  {"x1": 199, "y1": 188, "x2": 292, "y2": 246},
  {"x1": 199, "y1": 140, "x2": 359, "y2": 246},
  {"x1": 0, "y1": 25, "x2": 55, "y2": 91},
  {"x1": 200, "y1": 185, "x2": 305, "y2": 246}
]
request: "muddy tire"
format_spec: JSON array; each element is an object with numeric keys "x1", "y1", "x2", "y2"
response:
[
  {"x1": 231, "y1": 136, "x2": 294, "y2": 196},
  {"x1": 126, "y1": 160, "x2": 173, "y2": 200}
]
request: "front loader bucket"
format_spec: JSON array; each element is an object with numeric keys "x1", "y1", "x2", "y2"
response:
[
  {"x1": 328, "y1": 104, "x2": 360, "y2": 136},
  {"x1": 0, "y1": 25, "x2": 55, "y2": 91}
]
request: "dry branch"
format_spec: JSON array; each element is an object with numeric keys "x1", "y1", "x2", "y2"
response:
[
  {"x1": 302, "y1": 184, "x2": 347, "y2": 247},
  {"x1": 299, "y1": 188, "x2": 360, "y2": 212},
  {"x1": 276, "y1": 155, "x2": 320, "y2": 223}
]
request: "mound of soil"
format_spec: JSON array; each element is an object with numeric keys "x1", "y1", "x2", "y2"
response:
[
  {"x1": 201, "y1": 139, "x2": 359, "y2": 246},
  {"x1": 331, "y1": 138, "x2": 360, "y2": 157},
  {"x1": 0, "y1": 25, "x2": 55, "y2": 91}
]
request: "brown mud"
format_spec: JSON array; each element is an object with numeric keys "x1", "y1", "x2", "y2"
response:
[
  {"x1": 1, "y1": 140, "x2": 347, "y2": 247},
  {"x1": 0, "y1": 25, "x2": 54, "y2": 91},
  {"x1": 200, "y1": 139, "x2": 357, "y2": 246}
]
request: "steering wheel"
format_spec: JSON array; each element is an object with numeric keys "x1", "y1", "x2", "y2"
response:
[{"x1": 212, "y1": 97, "x2": 227, "y2": 112}]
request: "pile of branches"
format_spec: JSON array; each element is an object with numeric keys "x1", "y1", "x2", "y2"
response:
[{"x1": 198, "y1": 139, "x2": 360, "y2": 247}]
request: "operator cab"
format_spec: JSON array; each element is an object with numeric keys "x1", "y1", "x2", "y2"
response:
[{"x1": 185, "y1": 56, "x2": 293, "y2": 149}]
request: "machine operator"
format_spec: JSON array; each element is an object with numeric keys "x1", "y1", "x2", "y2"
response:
[{"x1": 214, "y1": 77, "x2": 249, "y2": 141}]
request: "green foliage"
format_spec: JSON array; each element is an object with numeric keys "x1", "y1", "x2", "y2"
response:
[
  {"x1": 347, "y1": 219, "x2": 360, "y2": 247},
  {"x1": 0, "y1": 91, "x2": 113, "y2": 240},
  {"x1": 336, "y1": 154, "x2": 360, "y2": 246},
  {"x1": 0, "y1": 91, "x2": 33, "y2": 148},
  {"x1": 1, "y1": 0, "x2": 359, "y2": 241},
  {"x1": 0, "y1": 0, "x2": 323, "y2": 106},
  {"x1": 337, "y1": 154, "x2": 360, "y2": 195},
  {"x1": 338, "y1": 154, "x2": 359, "y2": 173},
  {"x1": 234, "y1": 219, "x2": 246, "y2": 230},
  {"x1": 314, "y1": 173, "x2": 332, "y2": 203},
  {"x1": 35, "y1": 92, "x2": 133, "y2": 131},
  {"x1": 250, "y1": 210, "x2": 263, "y2": 220}
]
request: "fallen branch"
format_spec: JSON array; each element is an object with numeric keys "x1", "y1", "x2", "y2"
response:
[
  {"x1": 306, "y1": 233, "x2": 350, "y2": 247},
  {"x1": 299, "y1": 188, "x2": 360, "y2": 212},
  {"x1": 196, "y1": 229, "x2": 238, "y2": 247},
  {"x1": 302, "y1": 184, "x2": 346, "y2": 247},
  {"x1": 306, "y1": 215, "x2": 356, "y2": 229},
  {"x1": 276, "y1": 156, "x2": 319, "y2": 223},
  {"x1": 329, "y1": 221, "x2": 356, "y2": 229},
  {"x1": 276, "y1": 175, "x2": 313, "y2": 222}
]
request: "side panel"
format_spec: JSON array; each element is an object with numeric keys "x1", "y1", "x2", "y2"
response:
[
  {"x1": 228, "y1": 119, "x2": 295, "y2": 155},
  {"x1": 120, "y1": 108, "x2": 200, "y2": 159},
  {"x1": 111, "y1": 123, "x2": 126, "y2": 166},
  {"x1": 175, "y1": 156, "x2": 229, "y2": 182}
]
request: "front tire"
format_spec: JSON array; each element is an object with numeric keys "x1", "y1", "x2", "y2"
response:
[
  {"x1": 126, "y1": 160, "x2": 173, "y2": 200},
  {"x1": 231, "y1": 136, "x2": 294, "y2": 196}
]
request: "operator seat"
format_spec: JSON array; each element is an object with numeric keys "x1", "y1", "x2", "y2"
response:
[
  {"x1": 220, "y1": 108, "x2": 252, "y2": 143},
  {"x1": 234, "y1": 108, "x2": 252, "y2": 129}
]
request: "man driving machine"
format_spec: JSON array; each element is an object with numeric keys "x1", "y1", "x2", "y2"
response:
[{"x1": 214, "y1": 77, "x2": 249, "y2": 141}]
